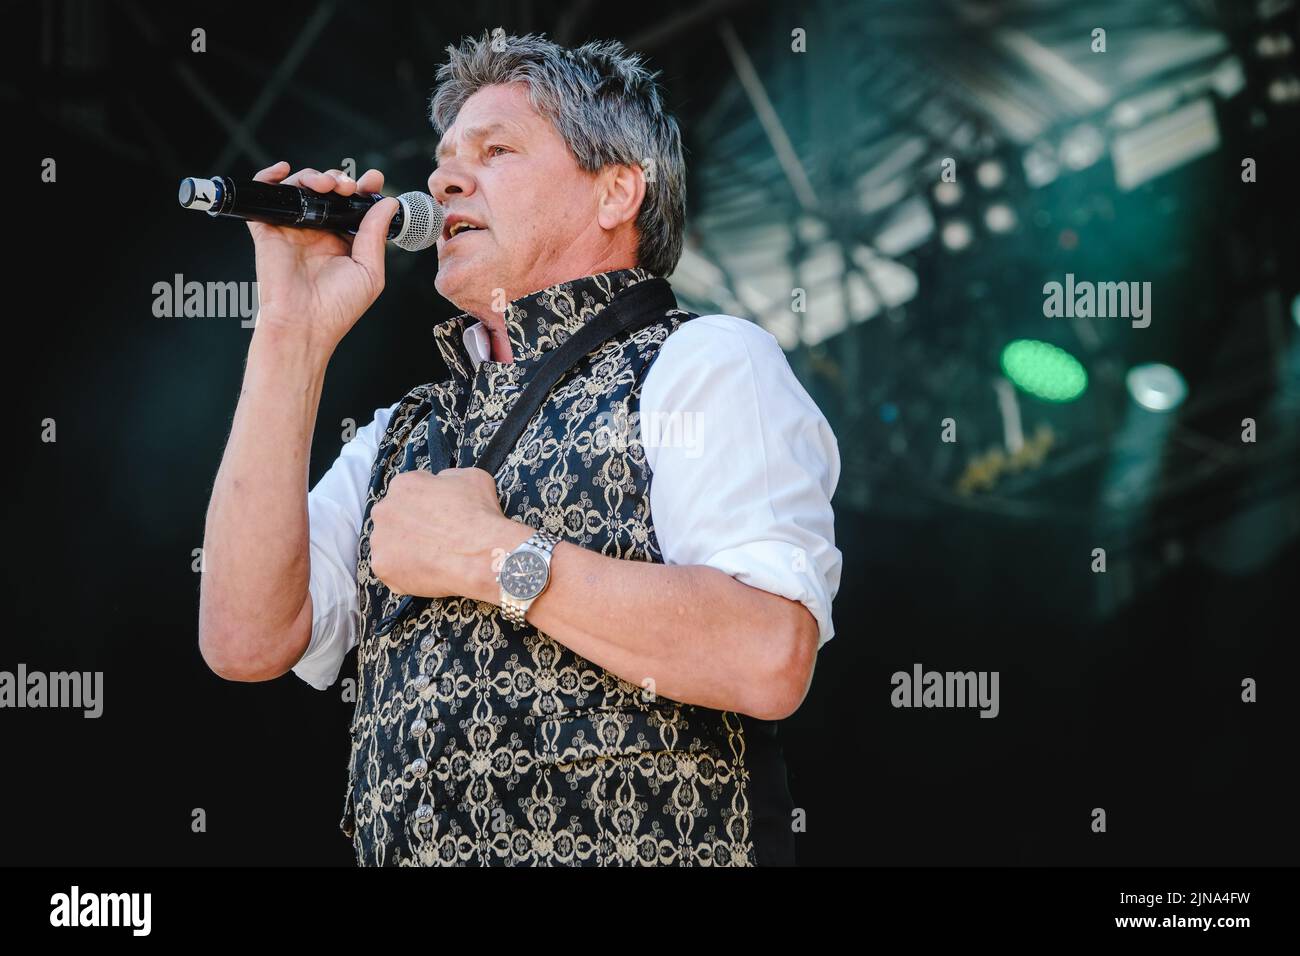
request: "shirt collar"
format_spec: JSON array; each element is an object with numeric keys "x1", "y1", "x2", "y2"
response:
[
  {"x1": 432, "y1": 267, "x2": 655, "y2": 378},
  {"x1": 461, "y1": 321, "x2": 491, "y2": 369}
]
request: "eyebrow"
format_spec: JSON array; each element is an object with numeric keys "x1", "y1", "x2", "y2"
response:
[{"x1": 434, "y1": 121, "x2": 524, "y2": 163}]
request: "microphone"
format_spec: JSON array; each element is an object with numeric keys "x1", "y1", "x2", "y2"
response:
[{"x1": 178, "y1": 175, "x2": 443, "y2": 252}]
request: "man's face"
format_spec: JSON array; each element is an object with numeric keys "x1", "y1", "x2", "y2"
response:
[{"x1": 428, "y1": 82, "x2": 603, "y2": 318}]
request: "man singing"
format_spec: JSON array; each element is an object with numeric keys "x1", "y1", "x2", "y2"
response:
[{"x1": 199, "y1": 31, "x2": 842, "y2": 867}]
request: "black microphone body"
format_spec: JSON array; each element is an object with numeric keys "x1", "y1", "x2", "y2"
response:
[{"x1": 178, "y1": 175, "x2": 442, "y2": 252}]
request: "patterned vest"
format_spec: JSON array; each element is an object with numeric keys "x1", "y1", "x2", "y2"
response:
[{"x1": 340, "y1": 267, "x2": 796, "y2": 866}]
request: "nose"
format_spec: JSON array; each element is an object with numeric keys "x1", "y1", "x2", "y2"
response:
[{"x1": 428, "y1": 161, "x2": 474, "y2": 204}]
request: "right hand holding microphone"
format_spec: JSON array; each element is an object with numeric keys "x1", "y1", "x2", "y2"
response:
[{"x1": 246, "y1": 161, "x2": 399, "y2": 353}]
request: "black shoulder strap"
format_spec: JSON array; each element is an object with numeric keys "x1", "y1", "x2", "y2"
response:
[{"x1": 473, "y1": 276, "x2": 679, "y2": 477}]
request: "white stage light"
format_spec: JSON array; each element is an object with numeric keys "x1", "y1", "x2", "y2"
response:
[{"x1": 1126, "y1": 363, "x2": 1188, "y2": 412}]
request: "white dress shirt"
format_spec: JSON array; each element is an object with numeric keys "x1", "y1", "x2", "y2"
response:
[{"x1": 293, "y1": 314, "x2": 843, "y2": 691}]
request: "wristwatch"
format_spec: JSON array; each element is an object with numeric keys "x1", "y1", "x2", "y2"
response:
[{"x1": 497, "y1": 530, "x2": 562, "y2": 625}]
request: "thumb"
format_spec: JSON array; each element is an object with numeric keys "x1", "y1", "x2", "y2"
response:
[{"x1": 351, "y1": 196, "x2": 400, "y2": 279}]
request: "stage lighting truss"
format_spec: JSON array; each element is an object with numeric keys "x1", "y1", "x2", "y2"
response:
[{"x1": 672, "y1": 1, "x2": 1296, "y2": 525}]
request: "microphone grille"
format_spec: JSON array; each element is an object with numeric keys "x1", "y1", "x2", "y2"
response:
[{"x1": 392, "y1": 191, "x2": 443, "y2": 252}]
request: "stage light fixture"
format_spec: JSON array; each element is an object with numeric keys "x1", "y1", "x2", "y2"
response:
[
  {"x1": 1060, "y1": 124, "x2": 1106, "y2": 171},
  {"x1": 933, "y1": 180, "x2": 963, "y2": 206},
  {"x1": 940, "y1": 219, "x2": 973, "y2": 251},
  {"x1": 1000, "y1": 339, "x2": 1087, "y2": 403},
  {"x1": 984, "y1": 203, "x2": 1017, "y2": 233},
  {"x1": 976, "y1": 159, "x2": 1006, "y2": 190},
  {"x1": 1126, "y1": 363, "x2": 1188, "y2": 412}
]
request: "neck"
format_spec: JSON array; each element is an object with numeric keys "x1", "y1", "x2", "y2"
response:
[
  {"x1": 486, "y1": 323, "x2": 514, "y2": 363},
  {"x1": 473, "y1": 253, "x2": 641, "y2": 363}
]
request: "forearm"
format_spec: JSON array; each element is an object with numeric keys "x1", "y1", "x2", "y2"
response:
[
  {"x1": 468, "y1": 523, "x2": 814, "y2": 719},
  {"x1": 199, "y1": 325, "x2": 332, "y2": 680}
]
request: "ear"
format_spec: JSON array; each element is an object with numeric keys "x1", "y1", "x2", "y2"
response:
[{"x1": 595, "y1": 163, "x2": 646, "y2": 232}]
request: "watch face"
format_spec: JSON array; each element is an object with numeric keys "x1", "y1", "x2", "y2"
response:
[{"x1": 500, "y1": 549, "x2": 548, "y2": 601}]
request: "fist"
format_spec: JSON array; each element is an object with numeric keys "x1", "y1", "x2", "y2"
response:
[{"x1": 368, "y1": 467, "x2": 520, "y2": 600}]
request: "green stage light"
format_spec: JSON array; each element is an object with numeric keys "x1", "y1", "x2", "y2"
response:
[{"x1": 1000, "y1": 339, "x2": 1088, "y2": 402}]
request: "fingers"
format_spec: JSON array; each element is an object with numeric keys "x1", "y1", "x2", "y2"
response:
[
  {"x1": 270, "y1": 166, "x2": 333, "y2": 191},
  {"x1": 355, "y1": 168, "x2": 385, "y2": 194},
  {"x1": 246, "y1": 162, "x2": 391, "y2": 246},
  {"x1": 321, "y1": 168, "x2": 358, "y2": 196},
  {"x1": 351, "y1": 196, "x2": 400, "y2": 278},
  {"x1": 288, "y1": 168, "x2": 327, "y2": 190},
  {"x1": 252, "y1": 162, "x2": 386, "y2": 196},
  {"x1": 252, "y1": 160, "x2": 290, "y2": 184}
]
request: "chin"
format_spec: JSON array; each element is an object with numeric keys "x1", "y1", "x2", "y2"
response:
[
  {"x1": 435, "y1": 263, "x2": 489, "y2": 315},
  {"x1": 434, "y1": 261, "x2": 468, "y2": 301}
]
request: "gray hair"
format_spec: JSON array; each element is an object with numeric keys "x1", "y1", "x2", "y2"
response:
[{"x1": 429, "y1": 31, "x2": 686, "y2": 278}]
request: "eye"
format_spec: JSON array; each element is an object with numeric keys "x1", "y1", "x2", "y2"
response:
[{"x1": 487, "y1": 144, "x2": 510, "y2": 157}]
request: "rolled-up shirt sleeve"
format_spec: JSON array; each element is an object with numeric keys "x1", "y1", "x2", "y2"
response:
[
  {"x1": 292, "y1": 402, "x2": 399, "y2": 690},
  {"x1": 640, "y1": 315, "x2": 843, "y2": 649}
]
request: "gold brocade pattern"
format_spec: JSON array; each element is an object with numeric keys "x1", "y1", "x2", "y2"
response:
[{"x1": 340, "y1": 269, "x2": 760, "y2": 866}]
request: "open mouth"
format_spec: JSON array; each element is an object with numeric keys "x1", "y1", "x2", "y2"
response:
[{"x1": 445, "y1": 220, "x2": 487, "y2": 241}]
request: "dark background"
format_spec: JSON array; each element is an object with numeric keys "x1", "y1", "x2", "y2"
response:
[{"x1": 4, "y1": 0, "x2": 1297, "y2": 866}]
